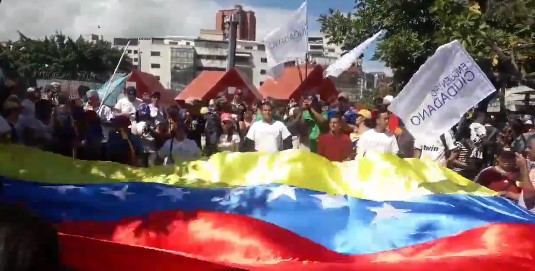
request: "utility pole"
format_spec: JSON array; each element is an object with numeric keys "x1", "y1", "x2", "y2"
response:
[{"x1": 226, "y1": 5, "x2": 243, "y2": 71}]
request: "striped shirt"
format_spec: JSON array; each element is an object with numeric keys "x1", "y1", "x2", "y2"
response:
[{"x1": 453, "y1": 141, "x2": 471, "y2": 173}]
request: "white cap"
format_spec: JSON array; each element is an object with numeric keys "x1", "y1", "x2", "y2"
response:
[
  {"x1": 26, "y1": 87, "x2": 35, "y2": 92},
  {"x1": 383, "y1": 95, "x2": 394, "y2": 105}
]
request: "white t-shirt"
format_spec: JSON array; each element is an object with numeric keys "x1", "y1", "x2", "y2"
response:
[
  {"x1": 469, "y1": 122, "x2": 486, "y2": 159},
  {"x1": 149, "y1": 103, "x2": 166, "y2": 124},
  {"x1": 246, "y1": 120, "x2": 291, "y2": 153},
  {"x1": 356, "y1": 129, "x2": 399, "y2": 158},
  {"x1": 132, "y1": 121, "x2": 157, "y2": 153},
  {"x1": 415, "y1": 132, "x2": 457, "y2": 165},
  {"x1": 218, "y1": 133, "x2": 241, "y2": 152},
  {"x1": 158, "y1": 137, "x2": 201, "y2": 164},
  {"x1": 114, "y1": 97, "x2": 143, "y2": 120},
  {"x1": 98, "y1": 105, "x2": 114, "y2": 142}
]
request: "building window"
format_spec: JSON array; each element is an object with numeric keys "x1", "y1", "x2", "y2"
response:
[
  {"x1": 169, "y1": 41, "x2": 178, "y2": 45},
  {"x1": 127, "y1": 50, "x2": 132, "y2": 53},
  {"x1": 151, "y1": 51, "x2": 161, "y2": 57},
  {"x1": 260, "y1": 81, "x2": 264, "y2": 86},
  {"x1": 133, "y1": 58, "x2": 138, "y2": 62},
  {"x1": 260, "y1": 57, "x2": 267, "y2": 63},
  {"x1": 260, "y1": 69, "x2": 267, "y2": 75},
  {"x1": 186, "y1": 42, "x2": 190, "y2": 45},
  {"x1": 328, "y1": 48, "x2": 335, "y2": 53},
  {"x1": 310, "y1": 45, "x2": 323, "y2": 50},
  {"x1": 151, "y1": 63, "x2": 160, "y2": 69},
  {"x1": 244, "y1": 46, "x2": 253, "y2": 50},
  {"x1": 133, "y1": 50, "x2": 138, "y2": 54},
  {"x1": 257, "y1": 45, "x2": 265, "y2": 51}
]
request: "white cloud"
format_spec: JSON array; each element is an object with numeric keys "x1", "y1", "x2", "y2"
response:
[{"x1": 0, "y1": 0, "x2": 316, "y2": 41}]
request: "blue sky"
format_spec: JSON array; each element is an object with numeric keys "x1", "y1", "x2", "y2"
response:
[{"x1": 241, "y1": 0, "x2": 388, "y2": 73}]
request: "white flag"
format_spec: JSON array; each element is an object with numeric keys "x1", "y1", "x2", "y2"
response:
[
  {"x1": 388, "y1": 40, "x2": 496, "y2": 142},
  {"x1": 263, "y1": 1, "x2": 308, "y2": 79},
  {"x1": 325, "y1": 30, "x2": 385, "y2": 78}
]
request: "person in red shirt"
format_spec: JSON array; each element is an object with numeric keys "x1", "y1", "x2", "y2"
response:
[
  {"x1": 475, "y1": 147, "x2": 534, "y2": 200},
  {"x1": 318, "y1": 113, "x2": 353, "y2": 162}
]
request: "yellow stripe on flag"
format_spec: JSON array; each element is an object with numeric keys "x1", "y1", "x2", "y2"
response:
[{"x1": 0, "y1": 144, "x2": 496, "y2": 201}]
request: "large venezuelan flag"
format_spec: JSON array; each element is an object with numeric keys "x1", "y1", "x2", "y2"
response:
[{"x1": 1, "y1": 144, "x2": 535, "y2": 271}]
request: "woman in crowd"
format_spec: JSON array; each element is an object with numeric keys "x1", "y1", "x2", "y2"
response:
[
  {"x1": 218, "y1": 113, "x2": 241, "y2": 152},
  {"x1": 157, "y1": 119, "x2": 201, "y2": 165}
]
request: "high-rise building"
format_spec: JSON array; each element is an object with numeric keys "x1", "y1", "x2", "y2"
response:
[{"x1": 215, "y1": 5, "x2": 256, "y2": 41}]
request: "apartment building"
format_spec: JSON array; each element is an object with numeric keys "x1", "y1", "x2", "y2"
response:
[{"x1": 112, "y1": 34, "x2": 345, "y2": 92}]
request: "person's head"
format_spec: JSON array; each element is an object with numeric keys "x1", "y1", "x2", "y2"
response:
[
  {"x1": 337, "y1": 92, "x2": 350, "y2": 111},
  {"x1": 510, "y1": 119, "x2": 524, "y2": 136},
  {"x1": 167, "y1": 105, "x2": 181, "y2": 122},
  {"x1": 356, "y1": 109, "x2": 372, "y2": 127},
  {"x1": 221, "y1": 113, "x2": 234, "y2": 133},
  {"x1": 150, "y1": 92, "x2": 161, "y2": 105},
  {"x1": 43, "y1": 86, "x2": 54, "y2": 100},
  {"x1": 474, "y1": 110, "x2": 486, "y2": 124},
  {"x1": 50, "y1": 82, "x2": 61, "y2": 93},
  {"x1": 34, "y1": 99, "x2": 53, "y2": 121},
  {"x1": 86, "y1": 90, "x2": 100, "y2": 107},
  {"x1": 243, "y1": 109, "x2": 253, "y2": 122},
  {"x1": 455, "y1": 121, "x2": 471, "y2": 142},
  {"x1": 2, "y1": 95, "x2": 23, "y2": 122},
  {"x1": 523, "y1": 119, "x2": 534, "y2": 131},
  {"x1": 125, "y1": 86, "x2": 137, "y2": 102},
  {"x1": 373, "y1": 97, "x2": 383, "y2": 108},
  {"x1": 25, "y1": 87, "x2": 40, "y2": 101},
  {"x1": 329, "y1": 112, "x2": 343, "y2": 134},
  {"x1": 261, "y1": 101, "x2": 273, "y2": 122},
  {"x1": 382, "y1": 95, "x2": 394, "y2": 106},
  {"x1": 527, "y1": 137, "x2": 535, "y2": 160},
  {"x1": 137, "y1": 103, "x2": 151, "y2": 121},
  {"x1": 0, "y1": 204, "x2": 60, "y2": 271},
  {"x1": 495, "y1": 147, "x2": 516, "y2": 172},
  {"x1": 375, "y1": 106, "x2": 390, "y2": 131}
]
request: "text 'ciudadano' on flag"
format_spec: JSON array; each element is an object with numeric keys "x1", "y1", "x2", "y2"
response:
[{"x1": 388, "y1": 40, "x2": 496, "y2": 143}]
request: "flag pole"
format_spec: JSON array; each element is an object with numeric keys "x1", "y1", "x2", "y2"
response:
[
  {"x1": 304, "y1": 0, "x2": 309, "y2": 82},
  {"x1": 98, "y1": 40, "x2": 130, "y2": 115}
]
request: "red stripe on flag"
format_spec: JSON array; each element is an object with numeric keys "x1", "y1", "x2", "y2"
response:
[{"x1": 57, "y1": 210, "x2": 535, "y2": 271}]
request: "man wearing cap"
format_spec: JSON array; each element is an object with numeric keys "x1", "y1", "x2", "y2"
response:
[
  {"x1": 114, "y1": 86, "x2": 143, "y2": 121},
  {"x1": 327, "y1": 93, "x2": 357, "y2": 133},
  {"x1": 382, "y1": 95, "x2": 400, "y2": 133},
  {"x1": 301, "y1": 94, "x2": 327, "y2": 153},
  {"x1": 148, "y1": 91, "x2": 167, "y2": 124}
]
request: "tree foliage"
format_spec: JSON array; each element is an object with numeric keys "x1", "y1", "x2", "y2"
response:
[
  {"x1": 0, "y1": 32, "x2": 131, "y2": 82},
  {"x1": 319, "y1": 0, "x2": 535, "y2": 92}
]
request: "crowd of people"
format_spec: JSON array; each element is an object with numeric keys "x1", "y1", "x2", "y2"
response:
[{"x1": 2, "y1": 81, "x2": 535, "y2": 211}]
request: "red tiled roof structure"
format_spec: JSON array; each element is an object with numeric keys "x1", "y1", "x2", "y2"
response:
[
  {"x1": 259, "y1": 65, "x2": 339, "y2": 101},
  {"x1": 175, "y1": 69, "x2": 262, "y2": 103}
]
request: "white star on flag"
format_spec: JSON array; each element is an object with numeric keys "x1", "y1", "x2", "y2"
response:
[
  {"x1": 267, "y1": 185, "x2": 297, "y2": 202},
  {"x1": 157, "y1": 187, "x2": 190, "y2": 202},
  {"x1": 211, "y1": 188, "x2": 245, "y2": 204},
  {"x1": 311, "y1": 194, "x2": 349, "y2": 209},
  {"x1": 101, "y1": 185, "x2": 133, "y2": 201},
  {"x1": 43, "y1": 185, "x2": 83, "y2": 194},
  {"x1": 367, "y1": 203, "x2": 410, "y2": 224}
]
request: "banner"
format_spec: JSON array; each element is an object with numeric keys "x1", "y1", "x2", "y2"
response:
[
  {"x1": 263, "y1": 1, "x2": 308, "y2": 79},
  {"x1": 97, "y1": 73, "x2": 130, "y2": 108},
  {"x1": 325, "y1": 30, "x2": 385, "y2": 78},
  {"x1": 388, "y1": 40, "x2": 496, "y2": 142}
]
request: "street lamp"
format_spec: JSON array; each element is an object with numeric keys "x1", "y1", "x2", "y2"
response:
[{"x1": 225, "y1": 5, "x2": 243, "y2": 71}]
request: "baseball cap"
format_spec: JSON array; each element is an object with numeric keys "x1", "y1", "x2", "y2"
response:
[
  {"x1": 126, "y1": 86, "x2": 137, "y2": 96},
  {"x1": 357, "y1": 109, "x2": 372, "y2": 119},
  {"x1": 200, "y1": 107, "x2": 209, "y2": 115},
  {"x1": 26, "y1": 87, "x2": 35, "y2": 93},
  {"x1": 338, "y1": 92, "x2": 349, "y2": 101},
  {"x1": 383, "y1": 95, "x2": 394, "y2": 105}
]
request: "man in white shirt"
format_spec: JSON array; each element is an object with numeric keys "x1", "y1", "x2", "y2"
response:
[
  {"x1": 414, "y1": 131, "x2": 459, "y2": 167},
  {"x1": 114, "y1": 86, "x2": 142, "y2": 121},
  {"x1": 244, "y1": 101, "x2": 292, "y2": 153},
  {"x1": 356, "y1": 107, "x2": 399, "y2": 158}
]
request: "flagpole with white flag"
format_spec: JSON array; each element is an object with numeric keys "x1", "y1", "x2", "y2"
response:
[
  {"x1": 264, "y1": 1, "x2": 308, "y2": 80},
  {"x1": 324, "y1": 30, "x2": 385, "y2": 78}
]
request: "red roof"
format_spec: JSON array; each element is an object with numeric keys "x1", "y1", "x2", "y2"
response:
[
  {"x1": 128, "y1": 70, "x2": 176, "y2": 107},
  {"x1": 176, "y1": 69, "x2": 262, "y2": 103},
  {"x1": 259, "y1": 64, "x2": 338, "y2": 101}
]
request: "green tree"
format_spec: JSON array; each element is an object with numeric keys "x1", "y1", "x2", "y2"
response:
[
  {"x1": 0, "y1": 32, "x2": 131, "y2": 82},
  {"x1": 319, "y1": 0, "x2": 535, "y2": 93}
]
